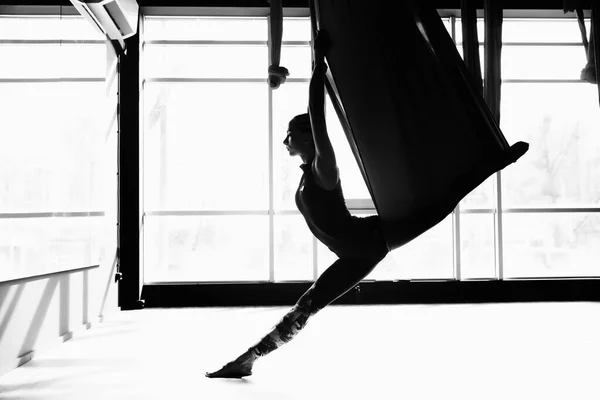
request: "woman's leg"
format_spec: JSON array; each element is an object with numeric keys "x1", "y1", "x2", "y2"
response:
[{"x1": 205, "y1": 251, "x2": 387, "y2": 378}]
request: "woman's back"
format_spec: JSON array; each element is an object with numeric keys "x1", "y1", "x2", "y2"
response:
[{"x1": 296, "y1": 163, "x2": 387, "y2": 258}]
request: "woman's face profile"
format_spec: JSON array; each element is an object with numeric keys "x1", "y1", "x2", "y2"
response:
[{"x1": 283, "y1": 124, "x2": 312, "y2": 157}]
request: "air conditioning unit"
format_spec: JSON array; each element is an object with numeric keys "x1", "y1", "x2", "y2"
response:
[{"x1": 71, "y1": 0, "x2": 139, "y2": 41}]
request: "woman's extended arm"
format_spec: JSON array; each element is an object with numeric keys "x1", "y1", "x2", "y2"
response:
[{"x1": 309, "y1": 31, "x2": 339, "y2": 190}]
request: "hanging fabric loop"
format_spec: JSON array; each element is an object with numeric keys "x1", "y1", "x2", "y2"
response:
[
  {"x1": 484, "y1": 0, "x2": 503, "y2": 123},
  {"x1": 461, "y1": 0, "x2": 483, "y2": 93},
  {"x1": 309, "y1": 0, "x2": 528, "y2": 249},
  {"x1": 564, "y1": 1, "x2": 598, "y2": 85}
]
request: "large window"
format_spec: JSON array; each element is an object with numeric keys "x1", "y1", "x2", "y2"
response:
[
  {"x1": 0, "y1": 9, "x2": 114, "y2": 282},
  {"x1": 499, "y1": 19, "x2": 600, "y2": 278},
  {"x1": 141, "y1": 12, "x2": 600, "y2": 283},
  {"x1": 142, "y1": 14, "x2": 313, "y2": 282},
  {"x1": 454, "y1": 16, "x2": 600, "y2": 279}
]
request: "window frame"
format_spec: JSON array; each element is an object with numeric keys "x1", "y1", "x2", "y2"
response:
[
  {"x1": 0, "y1": 5, "x2": 110, "y2": 283},
  {"x1": 140, "y1": 9, "x2": 315, "y2": 284},
  {"x1": 139, "y1": 7, "x2": 600, "y2": 285}
]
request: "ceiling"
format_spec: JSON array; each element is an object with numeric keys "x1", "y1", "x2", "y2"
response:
[{"x1": 0, "y1": 0, "x2": 592, "y2": 10}]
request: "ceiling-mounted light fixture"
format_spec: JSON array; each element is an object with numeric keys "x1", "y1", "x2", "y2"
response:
[{"x1": 70, "y1": 0, "x2": 139, "y2": 44}]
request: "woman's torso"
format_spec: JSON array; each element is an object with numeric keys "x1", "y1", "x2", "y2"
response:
[{"x1": 295, "y1": 163, "x2": 388, "y2": 258}]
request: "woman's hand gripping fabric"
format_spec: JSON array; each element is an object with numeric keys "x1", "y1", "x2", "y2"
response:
[{"x1": 312, "y1": 30, "x2": 330, "y2": 71}]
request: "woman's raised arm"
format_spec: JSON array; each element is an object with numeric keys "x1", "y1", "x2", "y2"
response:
[{"x1": 309, "y1": 31, "x2": 339, "y2": 190}]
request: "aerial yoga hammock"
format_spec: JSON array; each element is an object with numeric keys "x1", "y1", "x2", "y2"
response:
[
  {"x1": 311, "y1": 0, "x2": 528, "y2": 250},
  {"x1": 206, "y1": 0, "x2": 528, "y2": 378}
]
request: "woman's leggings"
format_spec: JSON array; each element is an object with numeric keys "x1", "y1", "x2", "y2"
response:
[{"x1": 248, "y1": 218, "x2": 389, "y2": 359}]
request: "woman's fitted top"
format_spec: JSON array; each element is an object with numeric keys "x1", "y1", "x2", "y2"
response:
[{"x1": 295, "y1": 163, "x2": 388, "y2": 258}]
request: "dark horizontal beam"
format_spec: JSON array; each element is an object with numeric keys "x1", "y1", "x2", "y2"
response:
[
  {"x1": 0, "y1": 1, "x2": 591, "y2": 9},
  {"x1": 142, "y1": 279, "x2": 600, "y2": 307},
  {"x1": 139, "y1": 0, "x2": 588, "y2": 9}
]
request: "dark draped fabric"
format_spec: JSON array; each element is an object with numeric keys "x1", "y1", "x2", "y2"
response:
[
  {"x1": 592, "y1": 5, "x2": 599, "y2": 94},
  {"x1": 309, "y1": 0, "x2": 527, "y2": 249},
  {"x1": 564, "y1": 1, "x2": 600, "y2": 105},
  {"x1": 461, "y1": 0, "x2": 502, "y2": 120},
  {"x1": 484, "y1": 0, "x2": 503, "y2": 123},
  {"x1": 461, "y1": 0, "x2": 483, "y2": 93}
]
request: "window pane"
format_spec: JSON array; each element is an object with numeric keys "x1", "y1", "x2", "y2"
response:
[
  {"x1": 326, "y1": 97, "x2": 371, "y2": 200},
  {"x1": 0, "y1": 217, "x2": 103, "y2": 282},
  {"x1": 502, "y1": 46, "x2": 586, "y2": 80},
  {"x1": 460, "y1": 213, "x2": 496, "y2": 279},
  {"x1": 461, "y1": 175, "x2": 495, "y2": 209},
  {"x1": 55, "y1": 217, "x2": 104, "y2": 270},
  {"x1": 361, "y1": 251, "x2": 411, "y2": 281},
  {"x1": 0, "y1": 43, "x2": 106, "y2": 78},
  {"x1": 143, "y1": 215, "x2": 269, "y2": 282},
  {"x1": 455, "y1": 19, "x2": 586, "y2": 44},
  {"x1": 379, "y1": 214, "x2": 454, "y2": 280},
  {"x1": 0, "y1": 82, "x2": 107, "y2": 212},
  {"x1": 0, "y1": 15, "x2": 113, "y2": 283},
  {"x1": 0, "y1": 15, "x2": 103, "y2": 40},
  {"x1": 60, "y1": 16, "x2": 105, "y2": 40},
  {"x1": 143, "y1": 83, "x2": 269, "y2": 211},
  {"x1": 501, "y1": 83, "x2": 600, "y2": 208},
  {"x1": 144, "y1": 45, "x2": 267, "y2": 79},
  {"x1": 456, "y1": 45, "x2": 485, "y2": 81},
  {"x1": 282, "y1": 17, "x2": 311, "y2": 42},
  {"x1": 143, "y1": 17, "x2": 267, "y2": 41},
  {"x1": 441, "y1": 18, "x2": 452, "y2": 37},
  {"x1": 274, "y1": 214, "x2": 314, "y2": 281},
  {"x1": 317, "y1": 214, "x2": 454, "y2": 281},
  {"x1": 454, "y1": 18, "x2": 484, "y2": 45},
  {"x1": 503, "y1": 213, "x2": 600, "y2": 278},
  {"x1": 281, "y1": 45, "x2": 311, "y2": 79},
  {"x1": 273, "y1": 82, "x2": 310, "y2": 210},
  {"x1": 502, "y1": 19, "x2": 587, "y2": 43}
]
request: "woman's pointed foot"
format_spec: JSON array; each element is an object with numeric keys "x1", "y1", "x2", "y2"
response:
[{"x1": 205, "y1": 361, "x2": 253, "y2": 379}]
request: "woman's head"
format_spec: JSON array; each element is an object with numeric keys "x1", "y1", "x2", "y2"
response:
[
  {"x1": 288, "y1": 113, "x2": 311, "y2": 135},
  {"x1": 283, "y1": 113, "x2": 314, "y2": 158}
]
